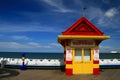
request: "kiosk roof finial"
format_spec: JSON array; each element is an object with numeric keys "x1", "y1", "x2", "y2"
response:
[{"x1": 82, "y1": 6, "x2": 87, "y2": 17}]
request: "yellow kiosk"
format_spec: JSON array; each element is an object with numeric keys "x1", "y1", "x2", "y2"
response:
[{"x1": 58, "y1": 17, "x2": 110, "y2": 75}]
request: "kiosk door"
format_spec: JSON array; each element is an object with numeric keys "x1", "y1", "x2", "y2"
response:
[{"x1": 73, "y1": 48, "x2": 93, "y2": 74}]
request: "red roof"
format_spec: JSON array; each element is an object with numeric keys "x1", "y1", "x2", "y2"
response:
[{"x1": 62, "y1": 17, "x2": 103, "y2": 36}]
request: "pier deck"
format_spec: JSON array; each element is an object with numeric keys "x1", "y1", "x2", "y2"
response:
[{"x1": 0, "y1": 68, "x2": 120, "y2": 80}]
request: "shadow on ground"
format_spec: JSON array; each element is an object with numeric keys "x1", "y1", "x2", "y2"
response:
[{"x1": 0, "y1": 68, "x2": 20, "y2": 79}]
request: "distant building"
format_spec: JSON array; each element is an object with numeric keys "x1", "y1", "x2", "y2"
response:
[{"x1": 110, "y1": 51, "x2": 118, "y2": 53}]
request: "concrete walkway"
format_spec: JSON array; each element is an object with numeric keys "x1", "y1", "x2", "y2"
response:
[{"x1": 0, "y1": 68, "x2": 120, "y2": 80}]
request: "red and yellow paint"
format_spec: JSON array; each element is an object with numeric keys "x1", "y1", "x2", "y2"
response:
[
  {"x1": 58, "y1": 17, "x2": 110, "y2": 75},
  {"x1": 21, "y1": 53, "x2": 26, "y2": 70}
]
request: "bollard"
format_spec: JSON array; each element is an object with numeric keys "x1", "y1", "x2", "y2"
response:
[
  {"x1": 20, "y1": 53, "x2": 26, "y2": 70},
  {"x1": 1, "y1": 60, "x2": 6, "y2": 69}
]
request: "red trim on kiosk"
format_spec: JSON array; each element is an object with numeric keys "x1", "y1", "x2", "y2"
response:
[
  {"x1": 66, "y1": 68, "x2": 73, "y2": 75},
  {"x1": 66, "y1": 61, "x2": 72, "y2": 64},
  {"x1": 93, "y1": 60, "x2": 99, "y2": 64},
  {"x1": 93, "y1": 68, "x2": 100, "y2": 75}
]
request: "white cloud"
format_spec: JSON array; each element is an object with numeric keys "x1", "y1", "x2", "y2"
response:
[
  {"x1": 27, "y1": 42, "x2": 41, "y2": 48},
  {"x1": 0, "y1": 42, "x2": 51, "y2": 49},
  {"x1": 97, "y1": 17, "x2": 111, "y2": 26},
  {"x1": 99, "y1": 45, "x2": 120, "y2": 53},
  {"x1": 0, "y1": 23, "x2": 63, "y2": 33},
  {"x1": 84, "y1": 7, "x2": 109, "y2": 26},
  {"x1": 0, "y1": 42, "x2": 27, "y2": 49},
  {"x1": 86, "y1": 7, "x2": 104, "y2": 20},
  {"x1": 0, "y1": 41, "x2": 63, "y2": 52},
  {"x1": 12, "y1": 36, "x2": 31, "y2": 40},
  {"x1": 96, "y1": 7, "x2": 120, "y2": 28},
  {"x1": 85, "y1": 7, "x2": 120, "y2": 28},
  {"x1": 49, "y1": 43, "x2": 62, "y2": 47},
  {"x1": 105, "y1": 8, "x2": 119, "y2": 18},
  {"x1": 41, "y1": 0, "x2": 74, "y2": 13},
  {"x1": 26, "y1": 42, "x2": 52, "y2": 48},
  {"x1": 102, "y1": 0, "x2": 110, "y2": 4},
  {"x1": 100, "y1": 45, "x2": 111, "y2": 49},
  {"x1": 27, "y1": 42, "x2": 51, "y2": 48}
]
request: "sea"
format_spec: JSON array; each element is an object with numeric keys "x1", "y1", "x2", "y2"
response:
[
  {"x1": 0, "y1": 52, "x2": 64, "y2": 60},
  {"x1": 0, "y1": 52, "x2": 120, "y2": 59}
]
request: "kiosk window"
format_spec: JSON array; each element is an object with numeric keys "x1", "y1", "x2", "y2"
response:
[
  {"x1": 75, "y1": 49, "x2": 82, "y2": 60},
  {"x1": 84, "y1": 49, "x2": 91, "y2": 61}
]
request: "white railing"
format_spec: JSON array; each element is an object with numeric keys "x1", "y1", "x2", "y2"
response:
[
  {"x1": 100, "y1": 59, "x2": 120, "y2": 65},
  {"x1": 0, "y1": 57, "x2": 120, "y2": 66},
  {"x1": 0, "y1": 57, "x2": 63, "y2": 66}
]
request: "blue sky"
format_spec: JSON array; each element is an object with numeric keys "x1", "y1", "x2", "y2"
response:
[{"x1": 0, "y1": 0, "x2": 120, "y2": 53}]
